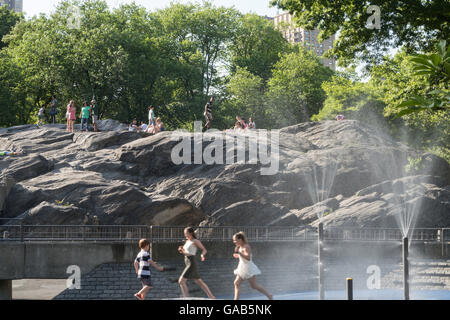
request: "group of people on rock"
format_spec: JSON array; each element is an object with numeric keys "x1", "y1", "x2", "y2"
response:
[
  {"x1": 65, "y1": 99, "x2": 100, "y2": 133},
  {"x1": 133, "y1": 227, "x2": 273, "y2": 300},
  {"x1": 202, "y1": 96, "x2": 256, "y2": 132},
  {"x1": 37, "y1": 96, "x2": 59, "y2": 126},
  {"x1": 35, "y1": 95, "x2": 262, "y2": 135},
  {"x1": 36, "y1": 96, "x2": 100, "y2": 133},
  {"x1": 232, "y1": 116, "x2": 256, "y2": 131},
  {"x1": 128, "y1": 106, "x2": 165, "y2": 135}
]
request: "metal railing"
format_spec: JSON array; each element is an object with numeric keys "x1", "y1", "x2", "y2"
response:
[
  {"x1": 0, "y1": 224, "x2": 150, "y2": 242},
  {"x1": 323, "y1": 227, "x2": 450, "y2": 242},
  {"x1": 149, "y1": 226, "x2": 317, "y2": 242},
  {"x1": 0, "y1": 223, "x2": 449, "y2": 243}
]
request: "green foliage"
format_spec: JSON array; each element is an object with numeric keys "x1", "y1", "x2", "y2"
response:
[
  {"x1": 312, "y1": 74, "x2": 387, "y2": 128},
  {"x1": 265, "y1": 46, "x2": 334, "y2": 127},
  {"x1": 394, "y1": 40, "x2": 450, "y2": 117},
  {"x1": 270, "y1": 0, "x2": 450, "y2": 68},
  {"x1": 0, "y1": 5, "x2": 22, "y2": 50},
  {"x1": 229, "y1": 14, "x2": 290, "y2": 82},
  {"x1": 220, "y1": 67, "x2": 266, "y2": 128},
  {"x1": 371, "y1": 48, "x2": 450, "y2": 162},
  {"x1": 0, "y1": 0, "x2": 245, "y2": 130},
  {"x1": 405, "y1": 156, "x2": 425, "y2": 174}
]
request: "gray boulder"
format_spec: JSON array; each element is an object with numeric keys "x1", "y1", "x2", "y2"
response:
[{"x1": 0, "y1": 119, "x2": 448, "y2": 230}]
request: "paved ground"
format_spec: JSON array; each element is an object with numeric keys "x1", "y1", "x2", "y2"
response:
[
  {"x1": 11, "y1": 258, "x2": 450, "y2": 300},
  {"x1": 12, "y1": 279, "x2": 67, "y2": 300}
]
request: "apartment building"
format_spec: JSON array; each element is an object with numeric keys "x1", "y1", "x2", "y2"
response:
[
  {"x1": 273, "y1": 12, "x2": 336, "y2": 70},
  {"x1": 0, "y1": 0, "x2": 22, "y2": 13}
]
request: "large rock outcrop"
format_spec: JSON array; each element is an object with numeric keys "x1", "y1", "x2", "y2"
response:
[{"x1": 0, "y1": 119, "x2": 448, "y2": 229}]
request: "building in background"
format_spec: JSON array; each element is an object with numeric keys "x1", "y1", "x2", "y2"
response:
[
  {"x1": 273, "y1": 12, "x2": 336, "y2": 70},
  {"x1": 0, "y1": 0, "x2": 22, "y2": 13}
]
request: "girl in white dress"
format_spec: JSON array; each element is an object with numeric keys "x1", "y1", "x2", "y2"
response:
[{"x1": 232, "y1": 232, "x2": 273, "y2": 300}]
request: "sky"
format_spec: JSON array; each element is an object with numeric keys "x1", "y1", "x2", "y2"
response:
[{"x1": 23, "y1": 0, "x2": 282, "y2": 18}]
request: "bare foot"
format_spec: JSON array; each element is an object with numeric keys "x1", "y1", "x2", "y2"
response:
[
  {"x1": 268, "y1": 294, "x2": 273, "y2": 300},
  {"x1": 134, "y1": 293, "x2": 143, "y2": 300}
]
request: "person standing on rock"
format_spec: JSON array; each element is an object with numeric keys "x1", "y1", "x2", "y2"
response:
[
  {"x1": 90, "y1": 99, "x2": 99, "y2": 132},
  {"x1": 178, "y1": 227, "x2": 215, "y2": 299},
  {"x1": 79, "y1": 101, "x2": 91, "y2": 132},
  {"x1": 49, "y1": 96, "x2": 58, "y2": 124},
  {"x1": 66, "y1": 100, "x2": 73, "y2": 131},
  {"x1": 148, "y1": 105, "x2": 156, "y2": 126},
  {"x1": 232, "y1": 231, "x2": 272, "y2": 300},
  {"x1": 68, "y1": 100, "x2": 76, "y2": 133},
  {"x1": 37, "y1": 105, "x2": 45, "y2": 126},
  {"x1": 203, "y1": 97, "x2": 214, "y2": 132},
  {"x1": 133, "y1": 238, "x2": 165, "y2": 300}
]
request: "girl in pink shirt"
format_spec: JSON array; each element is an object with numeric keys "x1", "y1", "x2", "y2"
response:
[{"x1": 68, "y1": 101, "x2": 76, "y2": 133}]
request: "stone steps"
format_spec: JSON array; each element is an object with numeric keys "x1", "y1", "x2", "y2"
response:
[{"x1": 54, "y1": 258, "x2": 450, "y2": 299}]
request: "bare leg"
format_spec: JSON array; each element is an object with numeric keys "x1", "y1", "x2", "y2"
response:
[
  {"x1": 234, "y1": 276, "x2": 243, "y2": 300},
  {"x1": 178, "y1": 277, "x2": 189, "y2": 298},
  {"x1": 248, "y1": 276, "x2": 273, "y2": 300},
  {"x1": 138, "y1": 285, "x2": 151, "y2": 299},
  {"x1": 194, "y1": 278, "x2": 215, "y2": 299}
]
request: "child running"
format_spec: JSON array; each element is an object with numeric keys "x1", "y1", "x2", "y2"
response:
[
  {"x1": 133, "y1": 238, "x2": 165, "y2": 300},
  {"x1": 178, "y1": 227, "x2": 215, "y2": 299},
  {"x1": 232, "y1": 232, "x2": 273, "y2": 300}
]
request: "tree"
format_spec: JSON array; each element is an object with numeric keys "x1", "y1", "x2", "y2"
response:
[
  {"x1": 394, "y1": 40, "x2": 450, "y2": 117},
  {"x1": 371, "y1": 49, "x2": 450, "y2": 161},
  {"x1": 270, "y1": 0, "x2": 450, "y2": 67},
  {"x1": 229, "y1": 14, "x2": 290, "y2": 82},
  {"x1": 312, "y1": 75, "x2": 387, "y2": 129},
  {"x1": 265, "y1": 46, "x2": 334, "y2": 127},
  {"x1": 2, "y1": 0, "x2": 131, "y2": 124},
  {"x1": 0, "y1": 5, "x2": 22, "y2": 50},
  {"x1": 220, "y1": 67, "x2": 266, "y2": 128}
]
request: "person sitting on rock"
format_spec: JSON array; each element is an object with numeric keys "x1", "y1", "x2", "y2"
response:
[
  {"x1": 129, "y1": 119, "x2": 139, "y2": 132},
  {"x1": 248, "y1": 117, "x2": 256, "y2": 129},
  {"x1": 139, "y1": 121, "x2": 148, "y2": 132},
  {"x1": 145, "y1": 122, "x2": 155, "y2": 134},
  {"x1": 0, "y1": 151, "x2": 23, "y2": 157},
  {"x1": 234, "y1": 120, "x2": 243, "y2": 131},
  {"x1": 156, "y1": 117, "x2": 164, "y2": 132}
]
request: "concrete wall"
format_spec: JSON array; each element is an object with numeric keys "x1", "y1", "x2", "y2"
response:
[
  {"x1": 150, "y1": 240, "x2": 319, "y2": 261},
  {"x1": 0, "y1": 242, "x2": 137, "y2": 279},
  {"x1": 1, "y1": 240, "x2": 447, "y2": 279},
  {"x1": 150, "y1": 240, "x2": 448, "y2": 261}
]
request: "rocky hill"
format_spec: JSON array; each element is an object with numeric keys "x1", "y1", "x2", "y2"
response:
[{"x1": 0, "y1": 120, "x2": 449, "y2": 229}]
